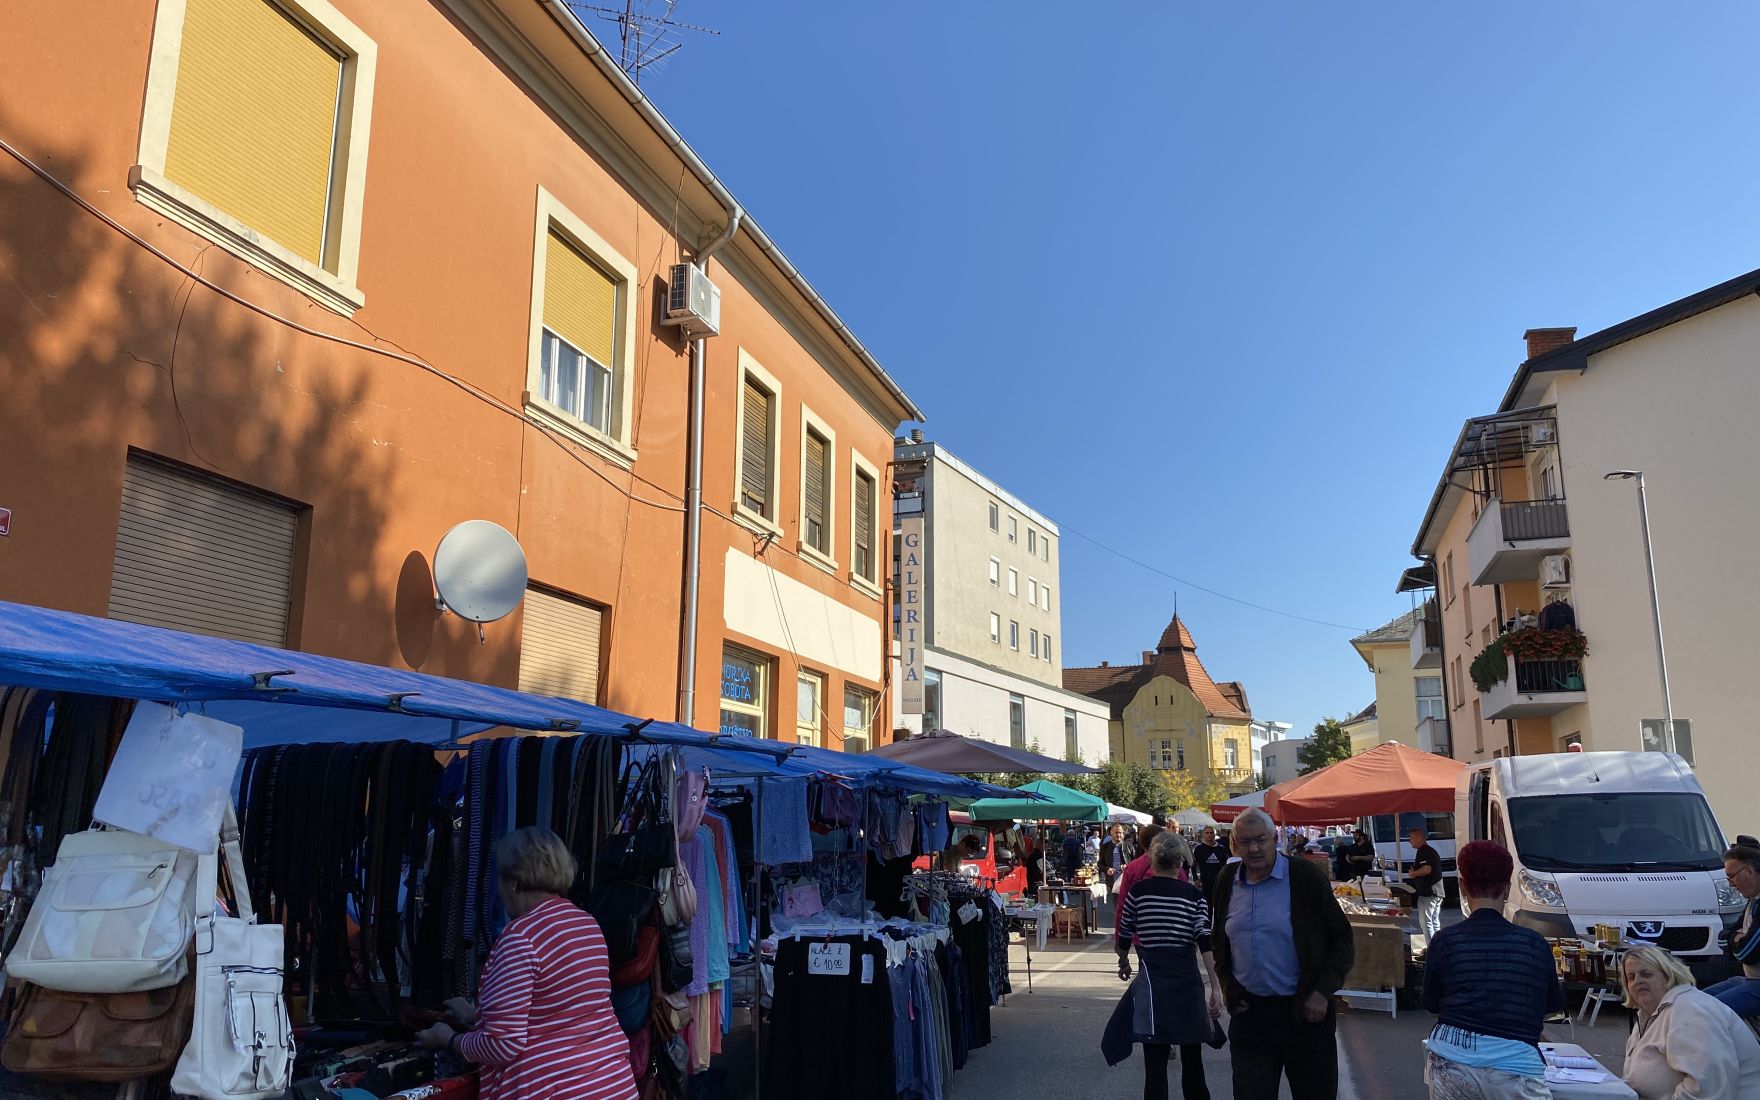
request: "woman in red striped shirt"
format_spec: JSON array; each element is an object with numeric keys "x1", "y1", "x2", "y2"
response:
[{"x1": 419, "y1": 827, "x2": 639, "y2": 1100}]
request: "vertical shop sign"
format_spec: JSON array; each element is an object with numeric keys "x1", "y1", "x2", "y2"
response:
[{"x1": 899, "y1": 515, "x2": 925, "y2": 713}]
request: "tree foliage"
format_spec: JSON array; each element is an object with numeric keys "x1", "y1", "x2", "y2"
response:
[
  {"x1": 1065, "y1": 759, "x2": 1166, "y2": 818},
  {"x1": 1297, "y1": 717, "x2": 1353, "y2": 775},
  {"x1": 1160, "y1": 769, "x2": 1232, "y2": 812}
]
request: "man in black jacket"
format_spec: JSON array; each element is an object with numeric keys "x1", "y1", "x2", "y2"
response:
[{"x1": 1211, "y1": 808, "x2": 1354, "y2": 1100}]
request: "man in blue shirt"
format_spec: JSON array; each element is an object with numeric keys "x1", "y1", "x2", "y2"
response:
[{"x1": 1210, "y1": 809, "x2": 1354, "y2": 1100}]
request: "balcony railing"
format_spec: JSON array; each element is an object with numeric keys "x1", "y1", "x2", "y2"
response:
[
  {"x1": 1469, "y1": 495, "x2": 1572, "y2": 585},
  {"x1": 1481, "y1": 655, "x2": 1586, "y2": 719},
  {"x1": 1500, "y1": 499, "x2": 1570, "y2": 541}
]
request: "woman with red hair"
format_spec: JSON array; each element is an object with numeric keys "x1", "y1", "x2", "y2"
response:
[{"x1": 1419, "y1": 840, "x2": 1563, "y2": 1099}]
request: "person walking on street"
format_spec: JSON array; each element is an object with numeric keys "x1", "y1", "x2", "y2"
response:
[
  {"x1": 1420, "y1": 840, "x2": 1562, "y2": 1099},
  {"x1": 1708, "y1": 842, "x2": 1760, "y2": 1019},
  {"x1": 1210, "y1": 809, "x2": 1354, "y2": 1100},
  {"x1": 1103, "y1": 831, "x2": 1224, "y2": 1100},
  {"x1": 1193, "y1": 827, "x2": 1230, "y2": 901},
  {"x1": 1117, "y1": 824, "x2": 1167, "y2": 926},
  {"x1": 1102, "y1": 823, "x2": 1131, "y2": 904},
  {"x1": 1409, "y1": 826, "x2": 1444, "y2": 942}
]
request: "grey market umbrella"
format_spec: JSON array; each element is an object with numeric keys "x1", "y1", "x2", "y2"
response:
[{"x1": 867, "y1": 728, "x2": 1097, "y2": 775}]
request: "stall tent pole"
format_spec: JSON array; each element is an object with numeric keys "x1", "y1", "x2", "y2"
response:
[{"x1": 753, "y1": 775, "x2": 764, "y2": 1100}]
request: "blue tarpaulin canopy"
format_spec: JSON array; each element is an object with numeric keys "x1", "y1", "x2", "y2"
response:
[{"x1": 0, "y1": 600, "x2": 1026, "y2": 801}]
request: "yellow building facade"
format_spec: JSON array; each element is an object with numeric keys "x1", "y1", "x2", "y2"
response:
[{"x1": 1065, "y1": 615, "x2": 1256, "y2": 795}]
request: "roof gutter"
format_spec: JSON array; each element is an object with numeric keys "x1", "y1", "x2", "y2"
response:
[{"x1": 534, "y1": 0, "x2": 925, "y2": 423}]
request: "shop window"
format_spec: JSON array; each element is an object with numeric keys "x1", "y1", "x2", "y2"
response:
[
  {"x1": 720, "y1": 645, "x2": 769, "y2": 737},
  {"x1": 923, "y1": 669, "x2": 943, "y2": 731}
]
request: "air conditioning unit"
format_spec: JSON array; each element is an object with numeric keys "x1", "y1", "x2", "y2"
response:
[
  {"x1": 1529, "y1": 421, "x2": 1557, "y2": 445},
  {"x1": 1540, "y1": 555, "x2": 1571, "y2": 588},
  {"x1": 663, "y1": 262, "x2": 721, "y2": 337}
]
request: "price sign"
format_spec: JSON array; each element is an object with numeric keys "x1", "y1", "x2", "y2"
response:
[
  {"x1": 958, "y1": 901, "x2": 982, "y2": 925},
  {"x1": 92, "y1": 702, "x2": 242, "y2": 853},
  {"x1": 807, "y1": 942, "x2": 851, "y2": 977}
]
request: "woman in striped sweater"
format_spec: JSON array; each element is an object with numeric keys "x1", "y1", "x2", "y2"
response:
[
  {"x1": 1104, "y1": 831, "x2": 1225, "y2": 1100},
  {"x1": 418, "y1": 827, "x2": 639, "y2": 1100}
]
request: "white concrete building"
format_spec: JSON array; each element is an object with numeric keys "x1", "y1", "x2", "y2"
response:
[
  {"x1": 1249, "y1": 719, "x2": 1291, "y2": 778},
  {"x1": 1260, "y1": 737, "x2": 1313, "y2": 785},
  {"x1": 889, "y1": 437, "x2": 1109, "y2": 764}
]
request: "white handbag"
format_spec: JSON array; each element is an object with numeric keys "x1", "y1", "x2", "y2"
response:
[
  {"x1": 3, "y1": 827, "x2": 201, "y2": 993},
  {"x1": 171, "y1": 806, "x2": 293, "y2": 1099}
]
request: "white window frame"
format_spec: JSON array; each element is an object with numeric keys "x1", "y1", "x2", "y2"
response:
[
  {"x1": 1009, "y1": 620, "x2": 1019, "y2": 650},
  {"x1": 1041, "y1": 585, "x2": 1051, "y2": 612},
  {"x1": 1027, "y1": 529, "x2": 1036, "y2": 554},
  {"x1": 731, "y1": 349, "x2": 784, "y2": 536},
  {"x1": 1042, "y1": 536, "x2": 1049, "y2": 562},
  {"x1": 796, "y1": 405, "x2": 838, "y2": 571},
  {"x1": 842, "y1": 683, "x2": 876, "y2": 753},
  {"x1": 796, "y1": 668, "x2": 824, "y2": 747},
  {"x1": 1026, "y1": 577, "x2": 1037, "y2": 605},
  {"x1": 522, "y1": 187, "x2": 640, "y2": 467},
  {"x1": 1008, "y1": 515, "x2": 1018, "y2": 543},
  {"x1": 988, "y1": 501, "x2": 999, "y2": 532},
  {"x1": 848, "y1": 450, "x2": 882, "y2": 597},
  {"x1": 719, "y1": 644, "x2": 770, "y2": 737},
  {"x1": 1225, "y1": 739, "x2": 1239, "y2": 768},
  {"x1": 1043, "y1": 633, "x2": 1052, "y2": 663},
  {"x1": 1029, "y1": 629, "x2": 1039, "y2": 657},
  {"x1": 1008, "y1": 694, "x2": 1026, "y2": 749},
  {"x1": 989, "y1": 613, "x2": 1000, "y2": 644},
  {"x1": 1007, "y1": 568, "x2": 1018, "y2": 597},
  {"x1": 133, "y1": 0, "x2": 377, "y2": 316},
  {"x1": 988, "y1": 557, "x2": 1000, "y2": 587}
]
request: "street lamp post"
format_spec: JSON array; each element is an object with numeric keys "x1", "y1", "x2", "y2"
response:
[{"x1": 1603, "y1": 470, "x2": 1675, "y2": 754}]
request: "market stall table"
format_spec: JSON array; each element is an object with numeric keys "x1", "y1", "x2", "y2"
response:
[
  {"x1": 1539, "y1": 1042, "x2": 1638, "y2": 1099},
  {"x1": 1038, "y1": 883, "x2": 1104, "y2": 934},
  {"x1": 1005, "y1": 902, "x2": 1054, "y2": 951}
]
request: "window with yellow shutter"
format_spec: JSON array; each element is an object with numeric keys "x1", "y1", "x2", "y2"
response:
[
  {"x1": 540, "y1": 229, "x2": 620, "y2": 435},
  {"x1": 803, "y1": 428, "x2": 829, "y2": 554},
  {"x1": 163, "y1": 0, "x2": 345, "y2": 267}
]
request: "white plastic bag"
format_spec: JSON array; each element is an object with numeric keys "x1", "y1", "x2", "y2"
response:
[{"x1": 92, "y1": 702, "x2": 241, "y2": 855}]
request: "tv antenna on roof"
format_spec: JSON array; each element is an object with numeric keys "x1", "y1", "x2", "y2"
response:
[
  {"x1": 433, "y1": 520, "x2": 528, "y2": 643},
  {"x1": 568, "y1": 0, "x2": 720, "y2": 84}
]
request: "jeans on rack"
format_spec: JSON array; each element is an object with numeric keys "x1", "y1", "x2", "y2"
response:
[{"x1": 889, "y1": 962, "x2": 918, "y2": 1097}]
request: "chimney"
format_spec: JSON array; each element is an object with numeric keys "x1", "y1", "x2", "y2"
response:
[
  {"x1": 1099, "y1": 660, "x2": 1109, "y2": 667},
  {"x1": 1523, "y1": 327, "x2": 1576, "y2": 360},
  {"x1": 1142, "y1": 650, "x2": 1156, "y2": 664},
  {"x1": 909, "y1": 428, "x2": 925, "y2": 444}
]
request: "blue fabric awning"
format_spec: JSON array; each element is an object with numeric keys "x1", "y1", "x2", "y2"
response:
[{"x1": 0, "y1": 600, "x2": 1020, "y2": 800}]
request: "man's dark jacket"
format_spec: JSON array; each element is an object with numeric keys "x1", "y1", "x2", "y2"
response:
[{"x1": 1210, "y1": 856, "x2": 1354, "y2": 1009}]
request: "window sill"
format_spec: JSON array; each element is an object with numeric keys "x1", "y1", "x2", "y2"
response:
[
  {"x1": 798, "y1": 543, "x2": 839, "y2": 576},
  {"x1": 129, "y1": 165, "x2": 365, "y2": 317},
  {"x1": 849, "y1": 575, "x2": 883, "y2": 601},
  {"x1": 523, "y1": 397, "x2": 637, "y2": 469},
  {"x1": 731, "y1": 504, "x2": 784, "y2": 541}
]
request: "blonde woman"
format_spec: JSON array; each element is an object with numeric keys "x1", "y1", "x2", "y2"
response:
[
  {"x1": 1620, "y1": 944, "x2": 1760, "y2": 1100},
  {"x1": 417, "y1": 827, "x2": 638, "y2": 1100}
]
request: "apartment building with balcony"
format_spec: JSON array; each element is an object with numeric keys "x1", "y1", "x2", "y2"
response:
[
  {"x1": 1406, "y1": 269, "x2": 1760, "y2": 835},
  {"x1": 887, "y1": 439, "x2": 1110, "y2": 762},
  {"x1": 1065, "y1": 614, "x2": 1258, "y2": 795},
  {"x1": 0, "y1": 0, "x2": 919, "y2": 748},
  {"x1": 1348, "y1": 608, "x2": 1450, "y2": 756}
]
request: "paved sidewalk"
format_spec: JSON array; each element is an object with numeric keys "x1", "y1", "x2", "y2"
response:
[{"x1": 946, "y1": 931, "x2": 1300, "y2": 1100}]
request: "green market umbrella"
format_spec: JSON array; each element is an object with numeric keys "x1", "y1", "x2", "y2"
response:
[{"x1": 968, "y1": 778, "x2": 1107, "y2": 823}]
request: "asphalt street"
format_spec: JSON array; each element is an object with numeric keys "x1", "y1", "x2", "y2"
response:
[{"x1": 947, "y1": 904, "x2": 1636, "y2": 1100}]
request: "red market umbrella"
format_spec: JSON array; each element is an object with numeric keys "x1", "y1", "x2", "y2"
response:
[{"x1": 1264, "y1": 741, "x2": 1464, "y2": 825}]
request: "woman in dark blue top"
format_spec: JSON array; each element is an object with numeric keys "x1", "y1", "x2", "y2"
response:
[{"x1": 1420, "y1": 840, "x2": 1563, "y2": 1098}]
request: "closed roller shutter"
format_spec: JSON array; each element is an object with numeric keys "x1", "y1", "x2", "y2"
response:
[
  {"x1": 108, "y1": 455, "x2": 298, "y2": 646},
  {"x1": 164, "y1": 0, "x2": 345, "y2": 266},
  {"x1": 519, "y1": 587, "x2": 604, "y2": 703},
  {"x1": 740, "y1": 380, "x2": 771, "y2": 517},
  {"x1": 543, "y1": 230, "x2": 617, "y2": 366},
  {"x1": 803, "y1": 430, "x2": 827, "y2": 551}
]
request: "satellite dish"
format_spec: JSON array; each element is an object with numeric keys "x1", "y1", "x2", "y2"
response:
[{"x1": 432, "y1": 520, "x2": 528, "y2": 623}]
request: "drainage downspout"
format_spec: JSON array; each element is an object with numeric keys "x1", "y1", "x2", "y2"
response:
[{"x1": 678, "y1": 208, "x2": 742, "y2": 726}]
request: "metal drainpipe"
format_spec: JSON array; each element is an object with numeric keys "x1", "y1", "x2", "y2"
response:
[{"x1": 678, "y1": 208, "x2": 743, "y2": 726}]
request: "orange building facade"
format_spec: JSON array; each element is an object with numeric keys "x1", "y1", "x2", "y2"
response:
[{"x1": 0, "y1": 0, "x2": 919, "y2": 746}]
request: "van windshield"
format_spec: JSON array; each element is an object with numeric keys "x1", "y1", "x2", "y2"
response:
[
  {"x1": 1368, "y1": 813, "x2": 1454, "y2": 844},
  {"x1": 951, "y1": 825, "x2": 990, "y2": 859},
  {"x1": 1507, "y1": 793, "x2": 1725, "y2": 872}
]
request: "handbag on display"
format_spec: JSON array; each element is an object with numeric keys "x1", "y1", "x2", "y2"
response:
[
  {"x1": 585, "y1": 878, "x2": 658, "y2": 964},
  {"x1": 4, "y1": 825, "x2": 203, "y2": 993},
  {"x1": 597, "y1": 755, "x2": 678, "y2": 882},
  {"x1": 657, "y1": 923, "x2": 693, "y2": 995},
  {"x1": 170, "y1": 805, "x2": 294, "y2": 1099},
  {"x1": 612, "y1": 924, "x2": 660, "y2": 987},
  {"x1": 0, "y1": 973, "x2": 194, "y2": 1081}
]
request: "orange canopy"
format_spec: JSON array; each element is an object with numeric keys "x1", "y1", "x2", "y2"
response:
[{"x1": 1263, "y1": 741, "x2": 1465, "y2": 825}]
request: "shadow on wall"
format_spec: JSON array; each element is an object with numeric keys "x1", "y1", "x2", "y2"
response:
[{"x1": 0, "y1": 108, "x2": 446, "y2": 668}]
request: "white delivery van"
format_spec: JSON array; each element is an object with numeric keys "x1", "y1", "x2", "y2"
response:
[
  {"x1": 1359, "y1": 811, "x2": 1458, "y2": 898},
  {"x1": 1457, "y1": 751, "x2": 1746, "y2": 980}
]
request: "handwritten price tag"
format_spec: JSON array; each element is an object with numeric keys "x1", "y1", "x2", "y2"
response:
[
  {"x1": 92, "y1": 702, "x2": 242, "y2": 853},
  {"x1": 807, "y1": 942, "x2": 851, "y2": 977}
]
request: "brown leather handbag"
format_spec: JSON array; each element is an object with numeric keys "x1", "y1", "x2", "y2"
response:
[{"x1": 1, "y1": 975, "x2": 194, "y2": 1081}]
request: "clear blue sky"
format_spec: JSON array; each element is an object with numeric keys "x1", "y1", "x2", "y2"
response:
[{"x1": 629, "y1": 3, "x2": 1760, "y2": 742}]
